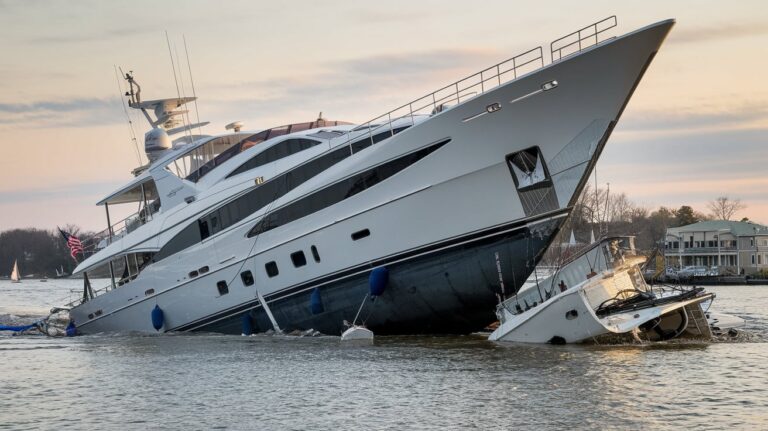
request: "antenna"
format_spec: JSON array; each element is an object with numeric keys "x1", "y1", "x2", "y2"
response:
[
  {"x1": 183, "y1": 35, "x2": 203, "y2": 137},
  {"x1": 114, "y1": 65, "x2": 143, "y2": 166}
]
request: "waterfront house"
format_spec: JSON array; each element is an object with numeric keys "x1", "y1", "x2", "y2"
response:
[{"x1": 665, "y1": 220, "x2": 768, "y2": 275}]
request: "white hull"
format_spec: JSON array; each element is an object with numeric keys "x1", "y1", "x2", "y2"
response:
[{"x1": 69, "y1": 20, "x2": 674, "y2": 335}]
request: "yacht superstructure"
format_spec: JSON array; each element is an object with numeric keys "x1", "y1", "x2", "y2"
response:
[{"x1": 65, "y1": 17, "x2": 675, "y2": 335}]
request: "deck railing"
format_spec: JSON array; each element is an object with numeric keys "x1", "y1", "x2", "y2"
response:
[
  {"x1": 344, "y1": 46, "x2": 545, "y2": 146},
  {"x1": 551, "y1": 16, "x2": 617, "y2": 62},
  {"x1": 81, "y1": 205, "x2": 159, "y2": 256},
  {"x1": 343, "y1": 16, "x2": 618, "y2": 148}
]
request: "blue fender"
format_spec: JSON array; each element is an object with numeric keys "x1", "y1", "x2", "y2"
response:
[
  {"x1": 310, "y1": 288, "x2": 324, "y2": 314},
  {"x1": 151, "y1": 305, "x2": 164, "y2": 331},
  {"x1": 369, "y1": 267, "x2": 389, "y2": 297},
  {"x1": 65, "y1": 321, "x2": 77, "y2": 337}
]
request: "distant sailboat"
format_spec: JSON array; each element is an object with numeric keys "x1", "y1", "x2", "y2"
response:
[{"x1": 10, "y1": 260, "x2": 21, "y2": 283}]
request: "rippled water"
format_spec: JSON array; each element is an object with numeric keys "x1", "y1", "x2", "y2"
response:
[{"x1": 2, "y1": 280, "x2": 767, "y2": 430}]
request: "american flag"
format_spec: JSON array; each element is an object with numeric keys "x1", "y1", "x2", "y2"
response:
[{"x1": 58, "y1": 228, "x2": 84, "y2": 261}]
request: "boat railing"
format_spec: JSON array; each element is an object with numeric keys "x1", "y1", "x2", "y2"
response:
[
  {"x1": 81, "y1": 206, "x2": 159, "y2": 256},
  {"x1": 342, "y1": 17, "x2": 619, "y2": 149},
  {"x1": 550, "y1": 16, "x2": 617, "y2": 62},
  {"x1": 343, "y1": 46, "x2": 545, "y2": 146}
]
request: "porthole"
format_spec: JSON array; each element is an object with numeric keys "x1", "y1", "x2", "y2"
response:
[
  {"x1": 217, "y1": 280, "x2": 229, "y2": 296},
  {"x1": 265, "y1": 261, "x2": 279, "y2": 278},
  {"x1": 199, "y1": 266, "x2": 210, "y2": 274},
  {"x1": 565, "y1": 310, "x2": 578, "y2": 320},
  {"x1": 291, "y1": 251, "x2": 307, "y2": 267},
  {"x1": 145, "y1": 288, "x2": 155, "y2": 296},
  {"x1": 189, "y1": 270, "x2": 199, "y2": 278},
  {"x1": 241, "y1": 271, "x2": 254, "y2": 286}
]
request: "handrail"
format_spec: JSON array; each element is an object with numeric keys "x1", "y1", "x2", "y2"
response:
[
  {"x1": 81, "y1": 204, "x2": 159, "y2": 256},
  {"x1": 551, "y1": 16, "x2": 617, "y2": 62},
  {"x1": 343, "y1": 46, "x2": 545, "y2": 146}
]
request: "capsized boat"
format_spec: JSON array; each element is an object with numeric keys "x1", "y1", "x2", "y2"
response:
[
  {"x1": 10, "y1": 259, "x2": 21, "y2": 283},
  {"x1": 489, "y1": 237, "x2": 715, "y2": 344}
]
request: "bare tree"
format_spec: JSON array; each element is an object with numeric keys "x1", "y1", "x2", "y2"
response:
[{"x1": 707, "y1": 196, "x2": 746, "y2": 221}]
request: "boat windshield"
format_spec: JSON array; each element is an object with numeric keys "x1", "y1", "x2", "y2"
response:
[{"x1": 167, "y1": 119, "x2": 352, "y2": 183}]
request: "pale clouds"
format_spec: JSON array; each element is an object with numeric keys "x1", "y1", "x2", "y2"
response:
[
  {"x1": 619, "y1": 101, "x2": 768, "y2": 132},
  {"x1": 670, "y1": 22, "x2": 768, "y2": 44},
  {"x1": 0, "y1": 97, "x2": 123, "y2": 128}
]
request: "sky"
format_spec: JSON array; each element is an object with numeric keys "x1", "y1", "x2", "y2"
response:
[{"x1": 0, "y1": 0, "x2": 766, "y2": 232}]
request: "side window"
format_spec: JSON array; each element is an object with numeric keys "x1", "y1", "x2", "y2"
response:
[
  {"x1": 217, "y1": 281, "x2": 229, "y2": 295},
  {"x1": 240, "y1": 271, "x2": 254, "y2": 286},
  {"x1": 265, "y1": 261, "x2": 279, "y2": 278},
  {"x1": 291, "y1": 251, "x2": 307, "y2": 267}
]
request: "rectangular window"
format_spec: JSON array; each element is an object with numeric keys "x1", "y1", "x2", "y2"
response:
[
  {"x1": 217, "y1": 280, "x2": 229, "y2": 295},
  {"x1": 265, "y1": 261, "x2": 279, "y2": 278},
  {"x1": 240, "y1": 271, "x2": 254, "y2": 286},
  {"x1": 759, "y1": 254, "x2": 763, "y2": 265},
  {"x1": 751, "y1": 238, "x2": 754, "y2": 247},
  {"x1": 291, "y1": 251, "x2": 307, "y2": 267},
  {"x1": 752, "y1": 254, "x2": 756, "y2": 265}
]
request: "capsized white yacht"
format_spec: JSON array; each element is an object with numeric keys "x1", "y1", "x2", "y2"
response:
[
  {"x1": 63, "y1": 17, "x2": 676, "y2": 335},
  {"x1": 488, "y1": 237, "x2": 715, "y2": 344}
]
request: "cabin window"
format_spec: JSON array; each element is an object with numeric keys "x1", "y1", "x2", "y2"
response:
[
  {"x1": 153, "y1": 128, "x2": 416, "y2": 262},
  {"x1": 265, "y1": 261, "x2": 279, "y2": 278},
  {"x1": 227, "y1": 138, "x2": 322, "y2": 178},
  {"x1": 241, "y1": 270, "x2": 254, "y2": 286},
  {"x1": 248, "y1": 139, "x2": 449, "y2": 238},
  {"x1": 217, "y1": 281, "x2": 229, "y2": 295},
  {"x1": 311, "y1": 245, "x2": 321, "y2": 263},
  {"x1": 351, "y1": 229, "x2": 370, "y2": 241},
  {"x1": 199, "y1": 266, "x2": 209, "y2": 274},
  {"x1": 291, "y1": 251, "x2": 307, "y2": 267},
  {"x1": 145, "y1": 289, "x2": 155, "y2": 296},
  {"x1": 189, "y1": 270, "x2": 199, "y2": 278}
]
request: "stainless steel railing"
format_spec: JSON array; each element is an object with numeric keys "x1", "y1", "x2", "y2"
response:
[
  {"x1": 551, "y1": 16, "x2": 617, "y2": 62},
  {"x1": 344, "y1": 46, "x2": 545, "y2": 146},
  {"x1": 343, "y1": 16, "x2": 619, "y2": 148}
]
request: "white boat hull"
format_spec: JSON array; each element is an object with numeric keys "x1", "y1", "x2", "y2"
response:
[{"x1": 69, "y1": 20, "x2": 675, "y2": 336}]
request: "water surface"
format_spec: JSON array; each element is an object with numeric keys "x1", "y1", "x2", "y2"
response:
[{"x1": 1, "y1": 280, "x2": 767, "y2": 430}]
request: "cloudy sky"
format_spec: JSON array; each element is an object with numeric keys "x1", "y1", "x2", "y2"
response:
[{"x1": 0, "y1": 0, "x2": 766, "y2": 231}]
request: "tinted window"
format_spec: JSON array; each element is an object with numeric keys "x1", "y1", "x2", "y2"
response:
[
  {"x1": 291, "y1": 251, "x2": 307, "y2": 267},
  {"x1": 228, "y1": 138, "x2": 322, "y2": 179},
  {"x1": 265, "y1": 261, "x2": 279, "y2": 277},
  {"x1": 241, "y1": 270, "x2": 254, "y2": 286},
  {"x1": 217, "y1": 281, "x2": 229, "y2": 295},
  {"x1": 155, "y1": 127, "x2": 411, "y2": 262},
  {"x1": 248, "y1": 139, "x2": 448, "y2": 238}
]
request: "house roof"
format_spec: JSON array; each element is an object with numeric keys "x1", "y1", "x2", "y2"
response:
[{"x1": 668, "y1": 220, "x2": 768, "y2": 236}]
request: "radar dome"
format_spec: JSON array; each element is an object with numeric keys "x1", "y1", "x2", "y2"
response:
[{"x1": 144, "y1": 127, "x2": 172, "y2": 162}]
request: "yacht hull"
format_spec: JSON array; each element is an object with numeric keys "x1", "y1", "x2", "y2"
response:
[{"x1": 69, "y1": 20, "x2": 674, "y2": 336}]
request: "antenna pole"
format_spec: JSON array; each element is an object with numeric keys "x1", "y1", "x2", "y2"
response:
[{"x1": 183, "y1": 35, "x2": 203, "y2": 136}]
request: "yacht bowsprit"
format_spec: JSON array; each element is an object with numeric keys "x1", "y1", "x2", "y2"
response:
[{"x1": 63, "y1": 17, "x2": 675, "y2": 336}]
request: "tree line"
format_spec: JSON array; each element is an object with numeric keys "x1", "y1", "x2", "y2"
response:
[
  {"x1": 562, "y1": 186, "x2": 748, "y2": 251},
  {"x1": 0, "y1": 225, "x2": 89, "y2": 278}
]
